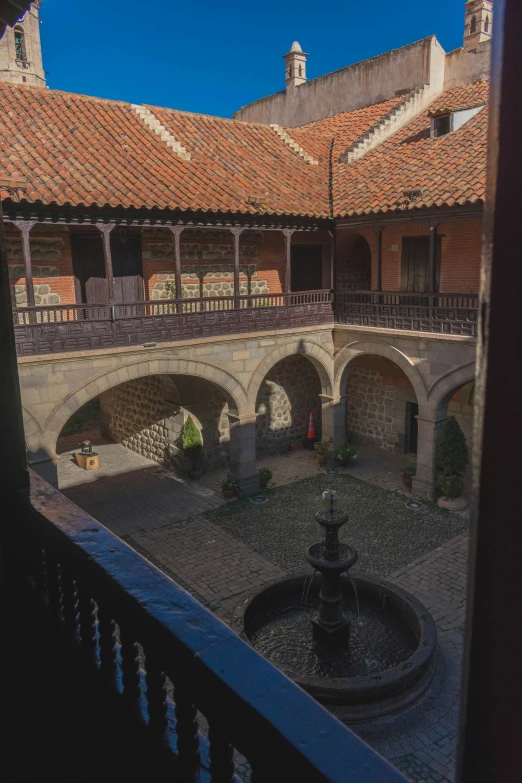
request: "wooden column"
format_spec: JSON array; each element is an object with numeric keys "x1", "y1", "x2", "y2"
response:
[
  {"x1": 0, "y1": 202, "x2": 29, "y2": 492},
  {"x1": 96, "y1": 223, "x2": 115, "y2": 303},
  {"x1": 230, "y1": 227, "x2": 244, "y2": 308},
  {"x1": 428, "y1": 221, "x2": 440, "y2": 294},
  {"x1": 13, "y1": 219, "x2": 37, "y2": 309},
  {"x1": 375, "y1": 226, "x2": 384, "y2": 292},
  {"x1": 282, "y1": 229, "x2": 295, "y2": 294},
  {"x1": 167, "y1": 226, "x2": 184, "y2": 313}
]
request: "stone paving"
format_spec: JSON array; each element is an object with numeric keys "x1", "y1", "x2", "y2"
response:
[{"x1": 58, "y1": 442, "x2": 469, "y2": 783}]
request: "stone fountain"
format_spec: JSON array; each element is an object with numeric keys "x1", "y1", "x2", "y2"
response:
[{"x1": 231, "y1": 490, "x2": 437, "y2": 723}]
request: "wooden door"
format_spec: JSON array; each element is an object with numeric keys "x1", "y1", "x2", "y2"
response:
[
  {"x1": 71, "y1": 234, "x2": 108, "y2": 304},
  {"x1": 111, "y1": 234, "x2": 143, "y2": 303},
  {"x1": 291, "y1": 245, "x2": 323, "y2": 292},
  {"x1": 401, "y1": 237, "x2": 441, "y2": 294}
]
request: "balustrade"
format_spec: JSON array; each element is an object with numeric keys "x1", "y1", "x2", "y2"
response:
[{"x1": 8, "y1": 470, "x2": 406, "y2": 782}]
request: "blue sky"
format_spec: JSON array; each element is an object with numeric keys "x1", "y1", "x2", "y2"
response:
[{"x1": 39, "y1": 0, "x2": 464, "y2": 117}]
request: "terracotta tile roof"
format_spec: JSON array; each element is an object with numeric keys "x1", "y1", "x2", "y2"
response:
[
  {"x1": 333, "y1": 81, "x2": 489, "y2": 217},
  {"x1": 0, "y1": 82, "x2": 330, "y2": 217},
  {"x1": 0, "y1": 79, "x2": 489, "y2": 220}
]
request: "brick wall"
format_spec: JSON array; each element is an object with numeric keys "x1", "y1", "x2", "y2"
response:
[
  {"x1": 337, "y1": 219, "x2": 482, "y2": 294},
  {"x1": 141, "y1": 227, "x2": 329, "y2": 300},
  {"x1": 7, "y1": 226, "x2": 76, "y2": 306}
]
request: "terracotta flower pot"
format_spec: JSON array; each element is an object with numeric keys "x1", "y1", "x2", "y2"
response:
[
  {"x1": 317, "y1": 454, "x2": 328, "y2": 466},
  {"x1": 403, "y1": 477, "x2": 413, "y2": 491},
  {"x1": 222, "y1": 488, "x2": 236, "y2": 499}
]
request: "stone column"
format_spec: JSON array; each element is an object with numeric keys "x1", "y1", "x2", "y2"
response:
[
  {"x1": 319, "y1": 395, "x2": 346, "y2": 447},
  {"x1": 412, "y1": 412, "x2": 447, "y2": 499},
  {"x1": 227, "y1": 412, "x2": 260, "y2": 496}
]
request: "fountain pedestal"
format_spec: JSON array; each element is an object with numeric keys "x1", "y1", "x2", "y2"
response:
[{"x1": 305, "y1": 506, "x2": 358, "y2": 648}]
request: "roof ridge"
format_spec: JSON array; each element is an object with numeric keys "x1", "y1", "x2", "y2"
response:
[
  {"x1": 269, "y1": 124, "x2": 319, "y2": 165},
  {"x1": 131, "y1": 105, "x2": 192, "y2": 161}
]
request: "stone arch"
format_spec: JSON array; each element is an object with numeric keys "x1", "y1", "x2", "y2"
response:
[
  {"x1": 427, "y1": 362, "x2": 476, "y2": 417},
  {"x1": 22, "y1": 406, "x2": 44, "y2": 453},
  {"x1": 43, "y1": 357, "x2": 249, "y2": 457},
  {"x1": 334, "y1": 341, "x2": 427, "y2": 407},
  {"x1": 247, "y1": 339, "x2": 334, "y2": 406}
]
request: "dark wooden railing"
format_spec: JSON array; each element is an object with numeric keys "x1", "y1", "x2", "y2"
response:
[
  {"x1": 7, "y1": 471, "x2": 407, "y2": 782},
  {"x1": 13, "y1": 290, "x2": 333, "y2": 356},
  {"x1": 334, "y1": 290, "x2": 479, "y2": 336}
]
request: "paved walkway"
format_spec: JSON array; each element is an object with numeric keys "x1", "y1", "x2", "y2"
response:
[{"x1": 58, "y1": 441, "x2": 468, "y2": 783}]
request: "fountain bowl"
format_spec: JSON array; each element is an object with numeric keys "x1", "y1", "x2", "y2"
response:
[{"x1": 231, "y1": 573, "x2": 437, "y2": 724}]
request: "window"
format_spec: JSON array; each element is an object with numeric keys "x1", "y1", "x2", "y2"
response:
[
  {"x1": 432, "y1": 114, "x2": 451, "y2": 138},
  {"x1": 14, "y1": 26, "x2": 27, "y2": 62},
  {"x1": 470, "y1": 15, "x2": 477, "y2": 35}
]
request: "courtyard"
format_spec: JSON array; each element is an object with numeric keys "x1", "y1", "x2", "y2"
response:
[{"x1": 59, "y1": 442, "x2": 469, "y2": 783}]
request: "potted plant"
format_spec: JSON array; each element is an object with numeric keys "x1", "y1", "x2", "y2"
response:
[
  {"x1": 435, "y1": 416, "x2": 469, "y2": 511},
  {"x1": 221, "y1": 477, "x2": 238, "y2": 499},
  {"x1": 317, "y1": 441, "x2": 329, "y2": 467},
  {"x1": 400, "y1": 465, "x2": 416, "y2": 492},
  {"x1": 258, "y1": 467, "x2": 273, "y2": 489},
  {"x1": 334, "y1": 444, "x2": 358, "y2": 466},
  {"x1": 181, "y1": 416, "x2": 204, "y2": 479}
]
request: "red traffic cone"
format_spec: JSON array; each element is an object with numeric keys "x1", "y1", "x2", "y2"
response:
[{"x1": 304, "y1": 411, "x2": 316, "y2": 450}]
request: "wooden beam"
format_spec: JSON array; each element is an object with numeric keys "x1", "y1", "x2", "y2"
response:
[
  {"x1": 282, "y1": 229, "x2": 295, "y2": 294},
  {"x1": 96, "y1": 223, "x2": 115, "y2": 303},
  {"x1": 336, "y1": 205, "x2": 483, "y2": 230},
  {"x1": 167, "y1": 226, "x2": 184, "y2": 313},
  {"x1": 230, "y1": 227, "x2": 245, "y2": 307},
  {"x1": 12, "y1": 219, "x2": 37, "y2": 309}
]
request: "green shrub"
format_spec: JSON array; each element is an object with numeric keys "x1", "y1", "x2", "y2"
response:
[
  {"x1": 435, "y1": 416, "x2": 468, "y2": 476},
  {"x1": 317, "y1": 441, "x2": 329, "y2": 456},
  {"x1": 181, "y1": 416, "x2": 202, "y2": 456},
  {"x1": 436, "y1": 473, "x2": 463, "y2": 499},
  {"x1": 258, "y1": 467, "x2": 273, "y2": 485}
]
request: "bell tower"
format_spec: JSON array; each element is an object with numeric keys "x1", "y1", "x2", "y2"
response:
[
  {"x1": 0, "y1": 0, "x2": 46, "y2": 87},
  {"x1": 283, "y1": 41, "x2": 309, "y2": 89},
  {"x1": 464, "y1": 0, "x2": 493, "y2": 51}
]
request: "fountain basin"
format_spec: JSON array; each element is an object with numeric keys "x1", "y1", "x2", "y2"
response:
[
  {"x1": 305, "y1": 542, "x2": 358, "y2": 572},
  {"x1": 231, "y1": 573, "x2": 437, "y2": 723}
]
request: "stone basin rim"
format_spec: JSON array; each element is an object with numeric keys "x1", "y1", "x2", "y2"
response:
[{"x1": 230, "y1": 572, "x2": 438, "y2": 710}]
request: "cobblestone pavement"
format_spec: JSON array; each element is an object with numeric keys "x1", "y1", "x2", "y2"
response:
[{"x1": 59, "y1": 442, "x2": 469, "y2": 782}]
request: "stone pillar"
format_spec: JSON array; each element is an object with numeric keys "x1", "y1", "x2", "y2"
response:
[
  {"x1": 227, "y1": 412, "x2": 260, "y2": 496},
  {"x1": 412, "y1": 412, "x2": 447, "y2": 499},
  {"x1": 319, "y1": 395, "x2": 346, "y2": 448}
]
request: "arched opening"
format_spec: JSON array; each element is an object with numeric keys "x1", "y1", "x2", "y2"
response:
[
  {"x1": 14, "y1": 25, "x2": 27, "y2": 62},
  {"x1": 255, "y1": 355, "x2": 322, "y2": 455},
  {"x1": 56, "y1": 373, "x2": 234, "y2": 490},
  {"x1": 436, "y1": 380, "x2": 475, "y2": 490},
  {"x1": 336, "y1": 232, "x2": 372, "y2": 291},
  {"x1": 344, "y1": 355, "x2": 419, "y2": 455},
  {"x1": 470, "y1": 15, "x2": 477, "y2": 34},
  {"x1": 485, "y1": 15, "x2": 490, "y2": 33}
]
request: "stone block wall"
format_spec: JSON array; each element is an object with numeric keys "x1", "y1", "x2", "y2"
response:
[
  {"x1": 345, "y1": 356, "x2": 416, "y2": 453},
  {"x1": 255, "y1": 355, "x2": 322, "y2": 454},
  {"x1": 6, "y1": 227, "x2": 76, "y2": 306},
  {"x1": 100, "y1": 376, "x2": 181, "y2": 466},
  {"x1": 99, "y1": 374, "x2": 230, "y2": 469}
]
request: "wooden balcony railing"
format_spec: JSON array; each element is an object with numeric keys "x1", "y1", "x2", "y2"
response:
[
  {"x1": 334, "y1": 290, "x2": 479, "y2": 337},
  {"x1": 13, "y1": 290, "x2": 333, "y2": 356},
  {"x1": 6, "y1": 471, "x2": 407, "y2": 782}
]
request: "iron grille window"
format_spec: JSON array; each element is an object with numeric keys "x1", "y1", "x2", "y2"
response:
[{"x1": 432, "y1": 114, "x2": 451, "y2": 138}]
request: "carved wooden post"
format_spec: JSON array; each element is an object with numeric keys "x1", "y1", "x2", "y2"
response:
[
  {"x1": 282, "y1": 228, "x2": 295, "y2": 295},
  {"x1": 167, "y1": 225, "x2": 184, "y2": 313},
  {"x1": 13, "y1": 219, "x2": 37, "y2": 311},
  {"x1": 230, "y1": 227, "x2": 244, "y2": 309},
  {"x1": 375, "y1": 226, "x2": 384, "y2": 293},
  {"x1": 428, "y1": 221, "x2": 440, "y2": 293},
  {"x1": 96, "y1": 223, "x2": 115, "y2": 303}
]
